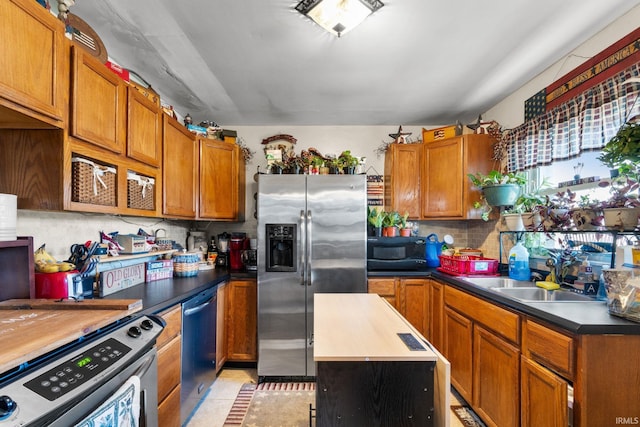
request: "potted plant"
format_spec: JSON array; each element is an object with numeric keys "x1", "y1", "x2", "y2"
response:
[
  {"x1": 597, "y1": 121, "x2": 640, "y2": 173},
  {"x1": 326, "y1": 157, "x2": 342, "y2": 174},
  {"x1": 284, "y1": 155, "x2": 305, "y2": 174},
  {"x1": 269, "y1": 160, "x2": 286, "y2": 174},
  {"x1": 516, "y1": 188, "x2": 548, "y2": 230},
  {"x1": 399, "y1": 212, "x2": 412, "y2": 236},
  {"x1": 598, "y1": 173, "x2": 640, "y2": 229},
  {"x1": 381, "y1": 210, "x2": 400, "y2": 237},
  {"x1": 338, "y1": 150, "x2": 359, "y2": 174},
  {"x1": 310, "y1": 156, "x2": 324, "y2": 175},
  {"x1": 469, "y1": 170, "x2": 527, "y2": 220},
  {"x1": 367, "y1": 207, "x2": 384, "y2": 236},
  {"x1": 541, "y1": 189, "x2": 576, "y2": 230},
  {"x1": 570, "y1": 194, "x2": 604, "y2": 230}
]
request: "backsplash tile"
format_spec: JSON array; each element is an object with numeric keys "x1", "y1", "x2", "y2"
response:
[{"x1": 17, "y1": 210, "x2": 190, "y2": 261}]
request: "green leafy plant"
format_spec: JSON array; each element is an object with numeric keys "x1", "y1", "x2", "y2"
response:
[
  {"x1": 399, "y1": 211, "x2": 410, "y2": 229},
  {"x1": 381, "y1": 211, "x2": 401, "y2": 228},
  {"x1": 467, "y1": 170, "x2": 527, "y2": 187},
  {"x1": 597, "y1": 121, "x2": 640, "y2": 169},
  {"x1": 598, "y1": 175, "x2": 640, "y2": 208},
  {"x1": 338, "y1": 150, "x2": 359, "y2": 168},
  {"x1": 367, "y1": 207, "x2": 384, "y2": 228},
  {"x1": 469, "y1": 170, "x2": 528, "y2": 220}
]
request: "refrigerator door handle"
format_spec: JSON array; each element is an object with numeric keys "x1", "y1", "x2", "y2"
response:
[
  {"x1": 306, "y1": 210, "x2": 312, "y2": 286},
  {"x1": 300, "y1": 210, "x2": 306, "y2": 285}
]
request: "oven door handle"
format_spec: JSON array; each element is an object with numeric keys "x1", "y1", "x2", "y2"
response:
[
  {"x1": 135, "y1": 352, "x2": 156, "y2": 427},
  {"x1": 133, "y1": 351, "x2": 156, "y2": 378}
]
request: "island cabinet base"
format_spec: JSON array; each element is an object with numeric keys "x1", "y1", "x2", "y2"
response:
[{"x1": 315, "y1": 360, "x2": 435, "y2": 427}]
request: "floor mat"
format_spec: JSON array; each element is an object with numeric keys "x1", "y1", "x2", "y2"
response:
[
  {"x1": 451, "y1": 405, "x2": 487, "y2": 427},
  {"x1": 223, "y1": 382, "x2": 486, "y2": 426}
]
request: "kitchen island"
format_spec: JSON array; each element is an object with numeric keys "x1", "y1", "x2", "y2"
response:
[{"x1": 314, "y1": 293, "x2": 450, "y2": 427}]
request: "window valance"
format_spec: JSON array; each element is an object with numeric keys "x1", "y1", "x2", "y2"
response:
[{"x1": 503, "y1": 62, "x2": 640, "y2": 172}]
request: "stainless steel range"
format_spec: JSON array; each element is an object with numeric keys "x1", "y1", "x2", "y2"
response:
[{"x1": 0, "y1": 315, "x2": 163, "y2": 426}]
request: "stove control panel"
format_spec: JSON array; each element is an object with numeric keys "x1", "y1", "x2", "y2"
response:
[{"x1": 24, "y1": 338, "x2": 131, "y2": 401}]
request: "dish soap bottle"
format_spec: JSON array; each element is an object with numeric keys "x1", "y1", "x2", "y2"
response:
[{"x1": 509, "y1": 240, "x2": 530, "y2": 281}]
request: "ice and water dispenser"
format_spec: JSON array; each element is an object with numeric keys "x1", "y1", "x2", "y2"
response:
[{"x1": 265, "y1": 224, "x2": 296, "y2": 272}]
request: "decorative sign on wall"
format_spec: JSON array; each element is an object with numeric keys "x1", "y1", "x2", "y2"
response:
[
  {"x1": 367, "y1": 175, "x2": 384, "y2": 206},
  {"x1": 524, "y1": 27, "x2": 640, "y2": 119}
]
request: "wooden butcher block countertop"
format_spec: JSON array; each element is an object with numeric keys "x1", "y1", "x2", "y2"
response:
[
  {"x1": 0, "y1": 299, "x2": 142, "y2": 374},
  {"x1": 314, "y1": 293, "x2": 437, "y2": 362}
]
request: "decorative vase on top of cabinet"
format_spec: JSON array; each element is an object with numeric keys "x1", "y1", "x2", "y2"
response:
[
  {"x1": 199, "y1": 138, "x2": 246, "y2": 221},
  {"x1": 0, "y1": 0, "x2": 67, "y2": 128}
]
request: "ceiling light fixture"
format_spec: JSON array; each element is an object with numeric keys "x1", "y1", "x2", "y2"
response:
[{"x1": 295, "y1": 0, "x2": 384, "y2": 38}]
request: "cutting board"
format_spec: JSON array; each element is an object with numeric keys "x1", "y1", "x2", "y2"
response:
[
  {"x1": 0, "y1": 304, "x2": 142, "y2": 374},
  {"x1": 0, "y1": 299, "x2": 142, "y2": 311}
]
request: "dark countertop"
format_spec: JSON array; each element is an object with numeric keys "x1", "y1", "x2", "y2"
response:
[
  {"x1": 369, "y1": 269, "x2": 640, "y2": 335},
  {"x1": 102, "y1": 268, "x2": 246, "y2": 314}
]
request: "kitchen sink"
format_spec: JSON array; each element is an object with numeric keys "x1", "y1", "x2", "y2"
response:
[
  {"x1": 458, "y1": 276, "x2": 536, "y2": 289},
  {"x1": 490, "y1": 287, "x2": 598, "y2": 302}
]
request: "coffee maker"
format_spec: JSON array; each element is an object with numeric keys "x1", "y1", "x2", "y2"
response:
[
  {"x1": 229, "y1": 232, "x2": 247, "y2": 271},
  {"x1": 242, "y1": 238, "x2": 257, "y2": 272},
  {"x1": 216, "y1": 232, "x2": 230, "y2": 267}
]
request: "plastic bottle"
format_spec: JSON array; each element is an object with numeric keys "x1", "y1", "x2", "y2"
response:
[
  {"x1": 207, "y1": 238, "x2": 218, "y2": 263},
  {"x1": 508, "y1": 240, "x2": 531, "y2": 281}
]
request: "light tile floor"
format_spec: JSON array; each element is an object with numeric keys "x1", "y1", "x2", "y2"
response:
[{"x1": 186, "y1": 368, "x2": 470, "y2": 427}]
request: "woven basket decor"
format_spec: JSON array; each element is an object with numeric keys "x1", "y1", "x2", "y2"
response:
[
  {"x1": 71, "y1": 157, "x2": 117, "y2": 206},
  {"x1": 173, "y1": 253, "x2": 200, "y2": 277},
  {"x1": 127, "y1": 171, "x2": 155, "y2": 210}
]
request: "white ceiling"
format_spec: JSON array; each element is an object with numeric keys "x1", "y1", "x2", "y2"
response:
[{"x1": 70, "y1": 0, "x2": 640, "y2": 126}]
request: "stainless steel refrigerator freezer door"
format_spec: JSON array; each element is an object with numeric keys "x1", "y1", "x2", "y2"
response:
[
  {"x1": 257, "y1": 175, "x2": 308, "y2": 377},
  {"x1": 305, "y1": 175, "x2": 367, "y2": 375}
]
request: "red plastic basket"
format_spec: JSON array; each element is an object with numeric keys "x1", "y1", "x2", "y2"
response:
[{"x1": 437, "y1": 254, "x2": 499, "y2": 276}]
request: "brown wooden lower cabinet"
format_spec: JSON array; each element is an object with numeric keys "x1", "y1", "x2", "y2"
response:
[
  {"x1": 226, "y1": 278, "x2": 257, "y2": 362},
  {"x1": 428, "y1": 278, "x2": 444, "y2": 351},
  {"x1": 156, "y1": 304, "x2": 182, "y2": 427},
  {"x1": 521, "y1": 356, "x2": 568, "y2": 427},
  {"x1": 367, "y1": 277, "x2": 430, "y2": 338},
  {"x1": 443, "y1": 306, "x2": 473, "y2": 402},
  {"x1": 473, "y1": 324, "x2": 520, "y2": 427},
  {"x1": 216, "y1": 282, "x2": 228, "y2": 371},
  {"x1": 157, "y1": 335, "x2": 181, "y2": 402},
  {"x1": 158, "y1": 384, "x2": 181, "y2": 427}
]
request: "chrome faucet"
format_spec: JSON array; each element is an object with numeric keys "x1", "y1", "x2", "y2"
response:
[{"x1": 530, "y1": 271, "x2": 544, "y2": 282}]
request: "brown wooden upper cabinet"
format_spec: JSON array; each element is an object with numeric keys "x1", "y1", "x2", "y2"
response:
[
  {"x1": 70, "y1": 47, "x2": 127, "y2": 153},
  {"x1": 384, "y1": 143, "x2": 422, "y2": 218},
  {"x1": 162, "y1": 116, "x2": 198, "y2": 219},
  {"x1": 127, "y1": 87, "x2": 162, "y2": 167},
  {"x1": 199, "y1": 138, "x2": 246, "y2": 221},
  {"x1": 0, "y1": 0, "x2": 67, "y2": 128},
  {"x1": 384, "y1": 133, "x2": 494, "y2": 220}
]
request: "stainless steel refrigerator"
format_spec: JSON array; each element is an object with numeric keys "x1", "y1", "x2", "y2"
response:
[{"x1": 257, "y1": 174, "x2": 367, "y2": 377}]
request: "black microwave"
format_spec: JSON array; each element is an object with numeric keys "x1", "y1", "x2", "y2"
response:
[{"x1": 367, "y1": 236, "x2": 428, "y2": 271}]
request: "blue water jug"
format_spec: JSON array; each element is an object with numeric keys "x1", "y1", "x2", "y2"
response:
[{"x1": 425, "y1": 233, "x2": 444, "y2": 267}]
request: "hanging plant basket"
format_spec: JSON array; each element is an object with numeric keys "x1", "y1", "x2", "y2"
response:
[{"x1": 482, "y1": 184, "x2": 521, "y2": 206}]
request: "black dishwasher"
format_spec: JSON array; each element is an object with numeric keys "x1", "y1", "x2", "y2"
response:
[{"x1": 181, "y1": 287, "x2": 217, "y2": 424}]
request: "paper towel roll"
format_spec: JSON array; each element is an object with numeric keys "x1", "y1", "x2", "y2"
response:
[{"x1": 0, "y1": 193, "x2": 17, "y2": 242}]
